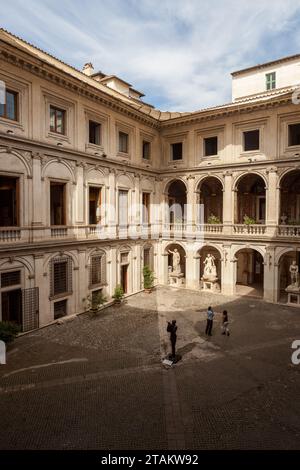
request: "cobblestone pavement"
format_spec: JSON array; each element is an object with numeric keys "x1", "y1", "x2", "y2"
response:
[{"x1": 1, "y1": 287, "x2": 300, "y2": 449}]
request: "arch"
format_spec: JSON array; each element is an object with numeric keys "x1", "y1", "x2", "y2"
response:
[
  {"x1": 197, "y1": 243, "x2": 223, "y2": 258},
  {"x1": 140, "y1": 177, "x2": 154, "y2": 192},
  {"x1": 164, "y1": 240, "x2": 187, "y2": 254},
  {"x1": 0, "y1": 148, "x2": 31, "y2": 177},
  {"x1": 232, "y1": 244, "x2": 266, "y2": 260},
  {"x1": 116, "y1": 173, "x2": 134, "y2": 189},
  {"x1": 163, "y1": 177, "x2": 187, "y2": 195},
  {"x1": 42, "y1": 159, "x2": 75, "y2": 183},
  {"x1": 85, "y1": 167, "x2": 106, "y2": 185},
  {"x1": 232, "y1": 171, "x2": 268, "y2": 191},
  {"x1": 0, "y1": 256, "x2": 34, "y2": 276},
  {"x1": 43, "y1": 251, "x2": 79, "y2": 270},
  {"x1": 275, "y1": 246, "x2": 296, "y2": 265},
  {"x1": 198, "y1": 245, "x2": 222, "y2": 292},
  {"x1": 278, "y1": 169, "x2": 300, "y2": 224},
  {"x1": 277, "y1": 249, "x2": 300, "y2": 303},
  {"x1": 278, "y1": 167, "x2": 300, "y2": 187},
  {"x1": 195, "y1": 174, "x2": 224, "y2": 192},
  {"x1": 234, "y1": 246, "x2": 265, "y2": 298},
  {"x1": 87, "y1": 247, "x2": 107, "y2": 262},
  {"x1": 196, "y1": 176, "x2": 224, "y2": 223},
  {"x1": 234, "y1": 173, "x2": 267, "y2": 224}
]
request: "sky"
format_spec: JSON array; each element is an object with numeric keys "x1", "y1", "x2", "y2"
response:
[{"x1": 1, "y1": 0, "x2": 300, "y2": 111}]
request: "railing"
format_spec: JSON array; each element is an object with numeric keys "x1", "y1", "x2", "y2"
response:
[
  {"x1": 277, "y1": 225, "x2": 300, "y2": 237},
  {"x1": 196, "y1": 224, "x2": 223, "y2": 234},
  {"x1": 233, "y1": 224, "x2": 267, "y2": 235},
  {"x1": 0, "y1": 227, "x2": 21, "y2": 242},
  {"x1": 51, "y1": 226, "x2": 68, "y2": 238}
]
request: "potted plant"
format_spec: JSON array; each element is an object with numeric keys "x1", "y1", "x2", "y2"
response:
[
  {"x1": 112, "y1": 284, "x2": 124, "y2": 304},
  {"x1": 143, "y1": 265, "x2": 155, "y2": 293},
  {"x1": 86, "y1": 291, "x2": 107, "y2": 317},
  {"x1": 0, "y1": 321, "x2": 21, "y2": 344},
  {"x1": 207, "y1": 213, "x2": 221, "y2": 224},
  {"x1": 243, "y1": 214, "x2": 256, "y2": 225}
]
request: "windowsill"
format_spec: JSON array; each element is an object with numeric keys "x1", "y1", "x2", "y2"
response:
[
  {"x1": 49, "y1": 292, "x2": 73, "y2": 301},
  {"x1": 85, "y1": 142, "x2": 105, "y2": 153},
  {"x1": 117, "y1": 151, "x2": 130, "y2": 159},
  {"x1": 240, "y1": 150, "x2": 262, "y2": 157},
  {"x1": 47, "y1": 131, "x2": 70, "y2": 143},
  {"x1": 0, "y1": 117, "x2": 24, "y2": 131}
]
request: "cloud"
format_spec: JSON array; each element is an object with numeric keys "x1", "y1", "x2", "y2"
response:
[{"x1": 2, "y1": 0, "x2": 300, "y2": 111}]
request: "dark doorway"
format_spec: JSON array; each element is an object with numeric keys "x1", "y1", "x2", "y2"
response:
[
  {"x1": 1, "y1": 288, "x2": 22, "y2": 325},
  {"x1": 121, "y1": 264, "x2": 128, "y2": 293}
]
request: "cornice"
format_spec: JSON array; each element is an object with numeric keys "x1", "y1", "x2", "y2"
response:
[{"x1": 0, "y1": 42, "x2": 160, "y2": 130}]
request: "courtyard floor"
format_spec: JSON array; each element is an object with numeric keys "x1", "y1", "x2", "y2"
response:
[{"x1": 1, "y1": 286, "x2": 300, "y2": 450}]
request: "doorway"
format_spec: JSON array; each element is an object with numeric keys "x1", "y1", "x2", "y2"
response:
[
  {"x1": 121, "y1": 264, "x2": 128, "y2": 293},
  {"x1": 1, "y1": 288, "x2": 22, "y2": 324}
]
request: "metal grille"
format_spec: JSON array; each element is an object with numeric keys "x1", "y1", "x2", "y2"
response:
[
  {"x1": 22, "y1": 287, "x2": 39, "y2": 332},
  {"x1": 1, "y1": 270, "x2": 21, "y2": 287},
  {"x1": 89, "y1": 253, "x2": 106, "y2": 287},
  {"x1": 120, "y1": 252, "x2": 129, "y2": 264},
  {"x1": 50, "y1": 256, "x2": 72, "y2": 297},
  {"x1": 143, "y1": 246, "x2": 154, "y2": 269},
  {"x1": 54, "y1": 299, "x2": 67, "y2": 319}
]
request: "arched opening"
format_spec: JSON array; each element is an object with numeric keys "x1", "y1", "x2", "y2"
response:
[
  {"x1": 235, "y1": 174, "x2": 266, "y2": 224},
  {"x1": 199, "y1": 246, "x2": 221, "y2": 292},
  {"x1": 165, "y1": 243, "x2": 186, "y2": 287},
  {"x1": 235, "y1": 248, "x2": 264, "y2": 297},
  {"x1": 279, "y1": 170, "x2": 300, "y2": 225},
  {"x1": 278, "y1": 251, "x2": 300, "y2": 304},
  {"x1": 167, "y1": 180, "x2": 187, "y2": 224},
  {"x1": 198, "y1": 177, "x2": 223, "y2": 224}
]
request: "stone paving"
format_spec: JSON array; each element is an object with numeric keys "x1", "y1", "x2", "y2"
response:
[{"x1": 1, "y1": 287, "x2": 300, "y2": 449}]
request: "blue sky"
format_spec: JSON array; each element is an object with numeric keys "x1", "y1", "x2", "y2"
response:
[{"x1": 2, "y1": 0, "x2": 300, "y2": 111}]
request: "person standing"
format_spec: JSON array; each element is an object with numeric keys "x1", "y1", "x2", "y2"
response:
[
  {"x1": 221, "y1": 310, "x2": 230, "y2": 336},
  {"x1": 167, "y1": 320, "x2": 177, "y2": 359},
  {"x1": 205, "y1": 306, "x2": 214, "y2": 336}
]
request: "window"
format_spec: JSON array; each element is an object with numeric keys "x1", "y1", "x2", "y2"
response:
[
  {"x1": 243, "y1": 130, "x2": 260, "y2": 151},
  {"x1": 89, "y1": 254, "x2": 106, "y2": 287},
  {"x1": 142, "y1": 140, "x2": 151, "y2": 160},
  {"x1": 142, "y1": 192, "x2": 150, "y2": 224},
  {"x1": 54, "y1": 300, "x2": 67, "y2": 319},
  {"x1": 89, "y1": 121, "x2": 101, "y2": 145},
  {"x1": 0, "y1": 89, "x2": 18, "y2": 121},
  {"x1": 50, "y1": 182, "x2": 66, "y2": 225},
  {"x1": 50, "y1": 257, "x2": 72, "y2": 297},
  {"x1": 143, "y1": 248, "x2": 150, "y2": 268},
  {"x1": 0, "y1": 176, "x2": 19, "y2": 226},
  {"x1": 266, "y1": 72, "x2": 276, "y2": 91},
  {"x1": 171, "y1": 142, "x2": 183, "y2": 161},
  {"x1": 118, "y1": 190, "x2": 128, "y2": 226},
  {"x1": 288, "y1": 123, "x2": 300, "y2": 146},
  {"x1": 1, "y1": 271, "x2": 21, "y2": 288},
  {"x1": 50, "y1": 106, "x2": 65, "y2": 134},
  {"x1": 204, "y1": 136, "x2": 218, "y2": 156},
  {"x1": 89, "y1": 187, "x2": 101, "y2": 224},
  {"x1": 119, "y1": 131, "x2": 129, "y2": 153}
]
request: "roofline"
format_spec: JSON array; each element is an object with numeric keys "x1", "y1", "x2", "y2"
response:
[{"x1": 231, "y1": 53, "x2": 300, "y2": 76}]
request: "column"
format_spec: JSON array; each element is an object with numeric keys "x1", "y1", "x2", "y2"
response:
[
  {"x1": 108, "y1": 169, "x2": 117, "y2": 240},
  {"x1": 222, "y1": 171, "x2": 234, "y2": 236},
  {"x1": 32, "y1": 153, "x2": 45, "y2": 241},
  {"x1": 221, "y1": 245, "x2": 235, "y2": 295},
  {"x1": 263, "y1": 246, "x2": 276, "y2": 302},
  {"x1": 266, "y1": 167, "x2": 278, "y2": 237}
]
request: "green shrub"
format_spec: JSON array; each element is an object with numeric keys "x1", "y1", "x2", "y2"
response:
[
  {"x1": 207, "y1": 214, "x2": 221, "y2": 224},
  {"x1": 143, "y1": 265, "x2": 155, "y2": 290},
  {"x1": 243, "y1": 214, "x2": 257, "y2": 225},
  {"x1": 0, "y1": 321, "x2": 21, "y2": 344},
  {"x1": 112, "y1": 285, "x2": 124, "y2": 302}
]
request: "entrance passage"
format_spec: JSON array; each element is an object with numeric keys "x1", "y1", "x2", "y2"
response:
[
  {"x1": 236, "y1": 248, "x2": 264, "y2": 298},
  {"x1": 121, "y1": 264, "x2": 128, "y2": 294},
  {"x1": 1, "y1": 288, "x2": 22, "y2": 324}
]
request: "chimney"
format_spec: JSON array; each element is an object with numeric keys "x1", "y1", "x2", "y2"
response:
[{"x1": 82, "y1": 63, "x2": 94, "y2": 76}]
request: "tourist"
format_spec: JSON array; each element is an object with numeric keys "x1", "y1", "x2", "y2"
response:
[
  {"x1": 221, "y1": 310, "x2": 230, "y2": 336},
  {"x1": 205, "y1": 306, "x2": 214, "y2": 336},
  {"x1": 167, "y1": 320, "x2": 177, "y2": 359}
]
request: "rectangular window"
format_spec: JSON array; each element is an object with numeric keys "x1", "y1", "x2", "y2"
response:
[
  {"x1": 142, "y1": 192, "x2": 150, "y2": 224},
  {"x1": 89, "y1": 186, "x2": 101, "y2": 224},
  {"x1": 50, "y1": 182, "x2": 66, "y2": 226},
  {"x1": 171, "y1": 142, "x2": 183, "y2": 161},
  {"x1": 0, "y1": 89, "x2": 18, "y2": 121},
  {"x1": 142, "y1": 140, "x2": 151, "y2": 160},
  {"x1": 53, "y1": 261, "x2": 67, "y2": 296},
  {"x1": 0, "y1": 176, "x2": 19, "y2": 226},
  {"x1": 89, "y1": 121, "x2": 101, "y2": 145},
  {"x1": 119, "y1": 131, "x2": 129, "y2": 153},
  {"x1": 54, "y1": 299, "x2": 67, "y2": 319},
  {"x1": 118, "y1": 190, "x2": 128, "y2": 226},
  {"x1": 243, "y1": 130, "x2": 260, "y2": 151},
  {"x1": 204, "y1": 136, "x2": 218, "y2": 156},
  {"x1": 1, "y1": 270, "x2": 21, "y2": 288},
  {"x1": 91, "y1": 256, "x2": 102, "y2": 286},
  {"x1": 50, "y1": 106, "x2": 65, "y2": 134},
  {"x1": 143, "y1": 248, "x2": 150, "y2": 267},
  {"x1": 288, "y1": 123, "x2": 300, "y2": 146},
  {"x1": 266, "y1": 72, "x2": 276, "y2": 91}
]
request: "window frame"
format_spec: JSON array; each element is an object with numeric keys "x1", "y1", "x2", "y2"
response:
[
  {"x1": 204, "y1": 136, "x2": 218, "y2": 157},
  {"x1": 142, "y1": 140, "x2": 151, "y2": 160},
  {"x1": 119, "y1": 131, "x2": 129, "y2": 154},
  {"x1": 49, "y1": 105, "x2": 66, "y2": 135},
  {"x1": 243, "y1": 129, "x2": 260, "y2": 152},
  {"x1": 0, "y1": 89, "x2": 18, "y2": 121},
  {"x1": 89, "y1": 120, "x2": 101, "y2": 146},
  {"x1": 171, "y1": 142, "x2": 183, "y2": 161},
  {"x1": 288, "y1": 123, "x2": 300, "y2": 147},
  {"x1": 266, "y1": 72, "x2": 276, "y2": 91}
]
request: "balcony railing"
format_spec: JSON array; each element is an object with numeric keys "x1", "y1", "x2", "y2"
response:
[
  {"x1": 0, "y1": 227, "x2": 21, "y2": 242},
  {"x1": 277, "y1": 225, "x2": 300, "y2": 238},
  {"x1": 197, "y1": 224, "x2": 223, "y2": 234},
  {"x1": 233, "y1": 224, "x2": 267, "y2": 235},
  {"x1": 51, "y1": 226, "x2": 68, "y2": 238}
]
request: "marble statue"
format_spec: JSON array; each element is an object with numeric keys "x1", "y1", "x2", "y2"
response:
[
  {"x1": 168, "y1": 248, "x2": 181, "y2": 274},
  {"x1": 203, "y1": 253, "x2": 217, "y2": 279},
  {"x1": 289, "y1": 260, "x2": 299, "y2": 287}
]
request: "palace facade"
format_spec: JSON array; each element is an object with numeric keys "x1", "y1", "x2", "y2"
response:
[{"x1": 1, "y1": 28, "x2": 300, "y2": 331}]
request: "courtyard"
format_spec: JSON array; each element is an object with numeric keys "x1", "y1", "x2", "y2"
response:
[{"x1": 0, "y1": 286, "x2": 300, "y2": 450}]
